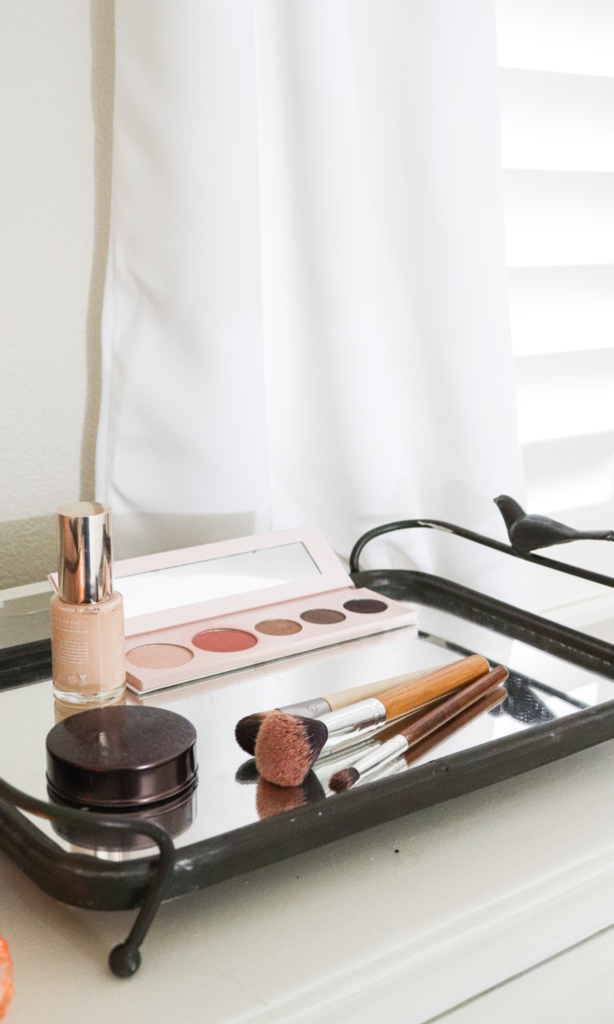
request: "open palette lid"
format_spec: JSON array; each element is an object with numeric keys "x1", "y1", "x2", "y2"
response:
[{"x1": 49, "y1": 525, "x2": 364, "y2": 638}]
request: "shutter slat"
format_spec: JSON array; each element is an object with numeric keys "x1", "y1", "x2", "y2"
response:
[
  {"x1": 515, "y1": 349, "x2": 614, "y2": 442},
  {"x1": 496, "y1": 0, "x2": 614, "y2": 77},
  {"x1": 505, "y1": 171, "x2": 614, "y2": 267},
  {"x1": 522, "y1": 432, "x2": 614, "y2": 511},
  {"x1": 500, "y1": 69, "x2": 614, "y2": 171},
  {"x1": 509, "y1": 266, "x2": 614, "y2": 355}
]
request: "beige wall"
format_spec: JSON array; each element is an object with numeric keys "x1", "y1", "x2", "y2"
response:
[{"x1": 0, "y1": 0, "x2": 114, "y2": 587}]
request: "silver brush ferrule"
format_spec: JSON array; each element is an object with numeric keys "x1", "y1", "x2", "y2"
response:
[
  {"x1": 320, "y1": 697, "x2": 387, "y2": 751},
  {"x1": 279, "y1": 697, "x2": 332, "y2": 719},
  {"x1": 351, "y1": 733, "x2": 409, "y2": 779},
  {"x1": 355, "y1": 756, "x2": 408, "y2": 786}
]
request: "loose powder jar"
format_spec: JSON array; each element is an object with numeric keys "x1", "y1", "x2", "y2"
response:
[{"x1": 46, "y1": 705, "x2": 198, "y2": 854}]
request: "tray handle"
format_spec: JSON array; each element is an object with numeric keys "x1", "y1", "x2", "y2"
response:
[
  {"x1": 349, "y1": 517, "x2": 614, "y2": 590},
  {"x1": 0, "y1": 776, "x2": 175, "y2": 978}
]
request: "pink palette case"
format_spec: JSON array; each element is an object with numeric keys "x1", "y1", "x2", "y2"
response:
[{"x1": 50, "y1": 526, "x2": 418, "y2": 694}]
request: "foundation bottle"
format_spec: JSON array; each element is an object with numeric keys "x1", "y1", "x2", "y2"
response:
[{"x1": 50, "y1": 502, "x2": 126, "y2": 705}]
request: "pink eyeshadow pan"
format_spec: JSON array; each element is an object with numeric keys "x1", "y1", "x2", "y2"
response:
[
  {"x1": 126, "y1": 644, "x2": 194, "y2": 669},
  {"x1": 192, "y1": 628, "x2": 257, "y2": 653}
]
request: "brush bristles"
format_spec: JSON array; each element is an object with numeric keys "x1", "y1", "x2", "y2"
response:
[
  {"x1": 235, "y1": 712, "x2": 269, "y2": 755},
  {"x1": 255, "y1": 711, "x2": 328, "y2": 787},
  {"x1": 329, "y1": 767, "x2": 360, "y2": 793}
]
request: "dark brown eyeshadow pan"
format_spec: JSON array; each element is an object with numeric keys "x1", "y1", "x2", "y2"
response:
[
  {"x1": 343, "y1": 598, "x2": 388, "y2": 614},
  {"x1": 255, "y1": 619, "x2": 302, "y2": 636},
  {"x1": 300, "y1": 608, "x2": 346, "y2": 625}
]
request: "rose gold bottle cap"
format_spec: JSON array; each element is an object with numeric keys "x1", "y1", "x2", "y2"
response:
[{"x1": 56, "y1": 501, "x2": 113, "y2": 604}]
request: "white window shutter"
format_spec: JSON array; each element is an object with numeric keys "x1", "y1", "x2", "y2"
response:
[{"x1": 496, "y1": 0, "x2": 614, "y2": 623}]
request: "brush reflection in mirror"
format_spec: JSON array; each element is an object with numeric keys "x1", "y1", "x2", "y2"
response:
[
  {"x1": 234, "y1": 759, "x2": 327, "y2": 819},
  {"x1": 235, "y1": 758, "x2": 260, "y2": 784},
  {"x1": 492, "y1": 676, "x2": 556, "y2": 724},
  {"x1": 48, "y1": 783, "x2": 197, "y2": 854},
  {"x1": 256, "y1": 773, "x2": 325, "y2": 820}
]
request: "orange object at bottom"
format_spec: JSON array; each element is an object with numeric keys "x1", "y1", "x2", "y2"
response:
[{"x1": 0, "y1": 936, "x2": 13, "y2": 1021}]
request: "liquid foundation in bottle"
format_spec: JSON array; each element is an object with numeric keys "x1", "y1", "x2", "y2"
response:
[{"x1": 51, "y1": 502, "x2": 126, "y2": 705}]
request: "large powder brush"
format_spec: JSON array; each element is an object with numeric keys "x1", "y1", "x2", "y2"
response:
[{"x1": 255, "y1": 655, "x2": 489, "y2": 787}]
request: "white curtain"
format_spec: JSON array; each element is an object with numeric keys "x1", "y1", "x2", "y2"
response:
[{"x1": 97, "y1": 0, "x2": 532, "y2": 605}]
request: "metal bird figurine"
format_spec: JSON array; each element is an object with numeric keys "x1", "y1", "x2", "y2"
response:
[{"x1": 494, "y1": 495, "x2": 614, "y2": 553}]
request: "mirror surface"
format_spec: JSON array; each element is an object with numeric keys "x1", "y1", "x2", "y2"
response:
[{"x1": 1, "y1": 592, "x2": 613, "y2": 862}]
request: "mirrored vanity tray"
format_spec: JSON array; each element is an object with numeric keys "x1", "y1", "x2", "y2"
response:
[{"x1": 3, "y1": 524, "x2": 614, "y2": 976}]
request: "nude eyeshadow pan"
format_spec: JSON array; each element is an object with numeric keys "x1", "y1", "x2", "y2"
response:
[{"x1": 126, "y1": 644, "x2": 194, "y2": 669}]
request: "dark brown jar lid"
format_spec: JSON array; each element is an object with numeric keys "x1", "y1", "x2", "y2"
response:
[{"x1": 46, "y1": 706, "x2": 197, "y2": 809}]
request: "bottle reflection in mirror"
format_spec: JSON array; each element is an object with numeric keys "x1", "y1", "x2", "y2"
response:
[{"x1": 54, "y1": 695, "x2": 126, "y2": 724}]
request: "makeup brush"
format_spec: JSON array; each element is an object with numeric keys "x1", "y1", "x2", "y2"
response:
[
  {"x1": 345, "y1": 685, "x2": 507, "y2": 788},
  {"x1": 313, "y1": 694, "x2": 455, "y2": 783},
  {"x1": 255, "y1": 655, "x2": 489, "y2": 787},
  {"x1": 329, "y1": 666, "x2": 507, "y2": 792},
  {"x1": 235, "y1": 666, "x2": 444, "y2": 755}
]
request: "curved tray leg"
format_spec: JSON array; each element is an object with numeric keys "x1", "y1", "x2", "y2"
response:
[{"x1": 0, "y1": 777, "x2": 175, "y2": 978}]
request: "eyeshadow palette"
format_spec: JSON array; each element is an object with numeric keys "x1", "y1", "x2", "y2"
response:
[{"x1": 49, "y1": 525, "x2": 418, "y2": 693}]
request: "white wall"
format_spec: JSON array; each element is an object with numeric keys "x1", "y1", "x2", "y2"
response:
[{"x1": 0, "y1": 0, "x2": 113, "y2": 587}]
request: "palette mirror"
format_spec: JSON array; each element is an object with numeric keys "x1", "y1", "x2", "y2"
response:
[{"x1": 116, "y1": 541, "x2": 322, "y2": 619}]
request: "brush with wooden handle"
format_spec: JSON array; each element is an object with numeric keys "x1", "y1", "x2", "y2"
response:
[
  {"x1": 344, "y1": 685, "x2": 507, "y2": 788},
  {"x1": 255, "y1": 655, "x2": 490, "y2": 786},
  {"x1": 234, "y1": 666, "x2": 446, "y2": 754},
  {"x1": 329, "y1": 666, "x2": 508, "y2": 792}
]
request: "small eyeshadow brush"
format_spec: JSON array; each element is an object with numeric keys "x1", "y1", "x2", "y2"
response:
[
  {"x1": 255, "y1": 655, "x2": 490, "y2": 786},
  {"x1": 235, "y1": 666, "x2": 444, "y2": 755},
  {"x1": 342, "y1": 685, "x2": 507, "y2": 788},
  {"x1": 329, "y1": 666, "x2": 508, "y2": 792}
]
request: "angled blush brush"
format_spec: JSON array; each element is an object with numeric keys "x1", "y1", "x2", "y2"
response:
[
  {"x1": 329, "y1": 666, "x2": 508, "y2": 792},
  {"x1": 235, "y1": 666, "x2": 443, "y2": 755},
  {"x1": 255, "y1": 654, "x2": 490, "y2": 787}
]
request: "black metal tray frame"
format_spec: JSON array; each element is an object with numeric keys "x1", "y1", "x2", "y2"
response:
[{"x1": 3, "y1": 518, "x2": 614, "y2": 977}]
